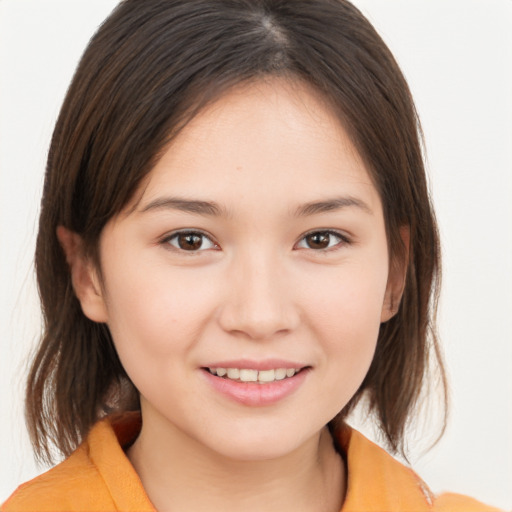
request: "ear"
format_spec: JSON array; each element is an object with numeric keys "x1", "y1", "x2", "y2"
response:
[
  {"x1": 56, "y1": 226, "x2": 109, "y2": 323},
  {"x1": 381, "y1": 226, "x2": 410, "y2": 322}
]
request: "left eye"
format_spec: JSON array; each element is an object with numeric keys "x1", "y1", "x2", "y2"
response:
[
  {"x1": 163, "y1": 231, "x2": 217, "y2": 252},
  {"x1": 296, "y1": 230, "x2": 348, "y2": 250}
]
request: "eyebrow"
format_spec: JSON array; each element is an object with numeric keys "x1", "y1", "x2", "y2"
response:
[
  {"x1": 140, "y1": 197, "x2": 231, "y2": 217},
  {"x1": 139, "y1": 195, "x2": 372, "y2": 218},
  {"x1": 293, "y1": 196, "x2": 373, "y2": 217}
]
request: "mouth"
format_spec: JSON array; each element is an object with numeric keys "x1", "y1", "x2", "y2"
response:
[
  {"x1": 204, "y1": 366, "x2": 306, "y2": 383},
  {"x1": 201, "y1": 364, "x2": 310, "y2": 406}
]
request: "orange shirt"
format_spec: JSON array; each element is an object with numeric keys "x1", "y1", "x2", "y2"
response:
[{"x1": 2, "y1": 413, "x2": 502, "y2": 511}]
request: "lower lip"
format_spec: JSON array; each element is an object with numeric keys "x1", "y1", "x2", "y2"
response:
[{"x1": 202, "y1": 369, "x2": 309, "y2": 406}]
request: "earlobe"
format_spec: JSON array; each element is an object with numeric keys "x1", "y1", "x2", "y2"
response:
[
  {"x1": 381, "y1": 226, "x2": 410, "y2": 323},
  {"x1": 56, "y1": 226, "x2": 109, "y2": 323}
]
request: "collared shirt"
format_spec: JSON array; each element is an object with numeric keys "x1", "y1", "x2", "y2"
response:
[{"x1": 2, "y1": 412, "x2": 502, "y2": 511}]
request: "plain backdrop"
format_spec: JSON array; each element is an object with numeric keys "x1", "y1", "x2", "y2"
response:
[{"x1": 0, "y1": 0, "x2": 511, "y2": 509}]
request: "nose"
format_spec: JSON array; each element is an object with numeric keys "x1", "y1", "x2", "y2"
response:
[{"x1": 217, "y1": 252, "x2": 300, "y2": 340}]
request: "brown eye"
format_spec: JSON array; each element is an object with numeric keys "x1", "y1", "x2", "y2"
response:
[
  {"x1": 305, "y1": 232, "x2": 331, "y2": 249},
  {"x1": 296, "y1": 230, "x2": 348, "y2": 251},
  {"x1": 178, "y1": 233, "x2": 202, "y2": 250},
  {"x1": 164, "y1": 231, "x2": 217, "y2": 252}
]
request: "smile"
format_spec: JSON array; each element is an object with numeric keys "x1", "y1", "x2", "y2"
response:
[
  {"x1": 202, "y1": 364, "x2": 310, "y2": 406},
  {"x1": 207, "y1": 367, "x2": 301, "y2": 383}
]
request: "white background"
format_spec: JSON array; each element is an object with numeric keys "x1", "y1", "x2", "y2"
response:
[{"x1": 0, "y1": 1, "x2": 511, "y2": 509}]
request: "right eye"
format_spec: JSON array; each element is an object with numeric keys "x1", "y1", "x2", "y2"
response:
[
  {"x1": 161, "y1": 230, "x2": 218, "y2": 253},
  {"x1": 295, "y1": 229, "x2": 351, "y2": 252}
]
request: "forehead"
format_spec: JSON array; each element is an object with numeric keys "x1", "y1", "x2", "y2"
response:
[{"x1": 133, "y1": 78, "x2": 381, "y2": 217}]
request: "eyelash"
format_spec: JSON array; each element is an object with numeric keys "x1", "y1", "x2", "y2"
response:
[{"x1": 160, "y1": 229, "x2": 351, "y2": 255}]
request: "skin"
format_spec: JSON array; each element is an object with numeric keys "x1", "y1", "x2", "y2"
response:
[{"x1": 60, "y1": 78, "x2": 406, "y2": 512}]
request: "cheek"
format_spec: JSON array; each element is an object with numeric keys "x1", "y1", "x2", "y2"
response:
[
  {"x1": 102, "y1": 266, "x2": 221, "y2": 412},
  {"x1": 302, "y1": 255, "x2": 388, "y2": 332},
  {"x1": 299, "y1": 256, "x2": 388, "y2": 384},
  {"x1": 103, "y1": 262, "x2": 219, "y2": 359},
  {"x1": 311, "y1": 288, "x2": 382, "y2": 375}
]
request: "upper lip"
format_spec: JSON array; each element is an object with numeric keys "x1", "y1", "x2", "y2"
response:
[{"x1": 201, "y1": 359, "x2": 308, "y2": 371}]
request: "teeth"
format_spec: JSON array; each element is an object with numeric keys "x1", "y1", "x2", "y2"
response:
[
  {"x1": 258, "y1": 369, "x2": 275, "y2": 382},
  {"x1": 208, "y1": 367, "x2": 302, "y2": 383},
  {"x1": 239, "y1": 369, "x2": 258, "y2": 382},
  {"x1": 227, "y1": 368, "x2": 239, "y2": 379},
  {"x1": 275, "y1": 368, "x2": 287, "y2": 380}
]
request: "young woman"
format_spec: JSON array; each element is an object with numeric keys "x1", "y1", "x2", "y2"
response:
[{"x1": 1, "y1": 1, "x2": 505, "y2": 510}]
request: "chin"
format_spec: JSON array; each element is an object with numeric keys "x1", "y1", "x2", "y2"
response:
[
  {"x1": 199, "y1": 424, "x2": 320, "y2": 462},
  {"x1": 215, "y1": 440, "x2": 300, "y2": 462}
]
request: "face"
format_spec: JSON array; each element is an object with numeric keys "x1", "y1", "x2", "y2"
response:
[{"x1": 75, "y1": 79, "x2": 402, "y2": 461}]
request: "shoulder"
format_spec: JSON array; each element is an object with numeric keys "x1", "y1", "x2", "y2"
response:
[
  {"x1": 434, "y1": 492, "x2": 504, "y2": 512},
  {"x1": 1, "y1": 444, "x2": 114, "y2": 511},
  {"x1": 337, "y1": 426, "x2": 504, "y2": 512},
  {"x1": 2, "y1": 413, "x2": 151, "y2": 512}
]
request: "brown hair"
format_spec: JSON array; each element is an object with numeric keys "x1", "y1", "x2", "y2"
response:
[{"x1": 27, "y1": 0, "x2": 446, "y2": 464}]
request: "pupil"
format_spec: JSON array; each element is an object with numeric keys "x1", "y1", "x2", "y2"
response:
[
  {"x1": 308, "y1": 233, "x2": 329, "y2": 249},
  {"x1": 179, "y1": 233, "x2": 202, "y2": 250}
]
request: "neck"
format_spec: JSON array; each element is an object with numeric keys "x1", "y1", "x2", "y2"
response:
[{"x1": 127, "y1": 415, "x2": 345, "y2": 512}]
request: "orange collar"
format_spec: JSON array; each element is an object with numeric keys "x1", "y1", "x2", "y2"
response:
[
  {"x1": 337, "y1": 426, "x2": 433, "y2": 511},
  {"x1": 90, "y1": 412, "x2": 433, "y2": 511},
  {"x1": 5, "y1": 413, "x2": 501, "y2": 511}
]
